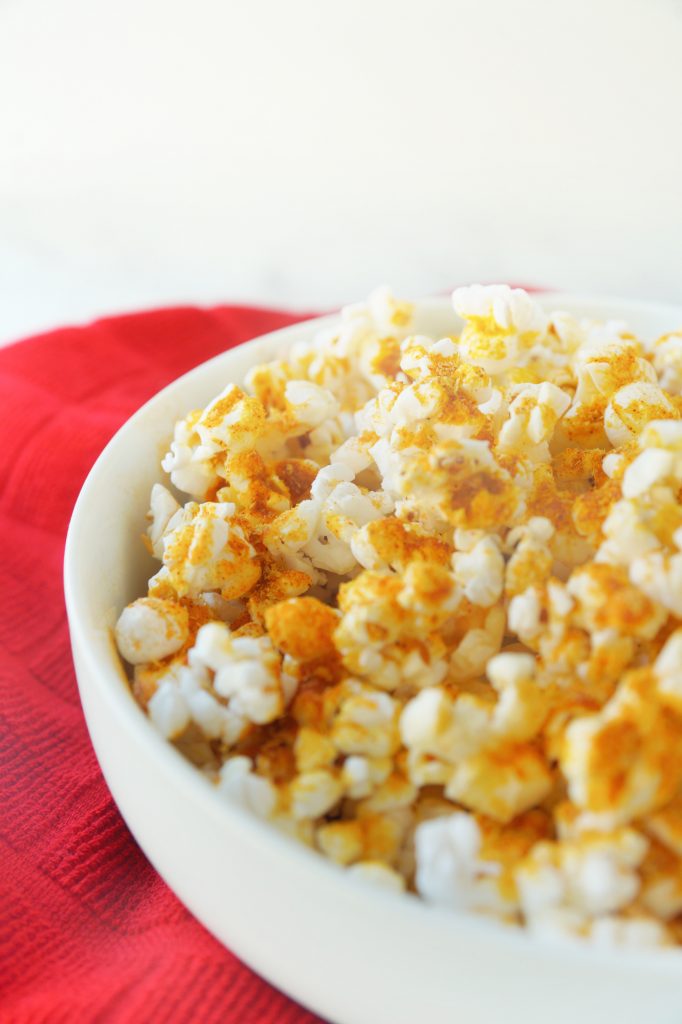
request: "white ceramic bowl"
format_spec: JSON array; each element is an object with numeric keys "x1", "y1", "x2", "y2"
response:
[{"x1": 65, "y1": 294, "x2": 682, "y2": 1024}]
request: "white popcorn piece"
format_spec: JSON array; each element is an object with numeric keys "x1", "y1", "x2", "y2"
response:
[
  {"x1": 415, "y1": 812, "x2": 508, "y2": 913},
  {"x1": 284, "y1": 380, "x2": 340, "y2": 431},
  {"x1": 517, "y1": 830, "x2": 648, "y2": 923},
  {"x1": 451, "y1": 535, "x2": 505, "y2": 607},
  {"x1": 161, "y1": 413, "x2": 220, "y2": 499},
  {"x1": 218, "y1": 756, "x2": 278, "y2": 818},
  {"x1": 147, "y1": 483, "x2": 181, "y2": 559},
  {"x1": 621, "y1": 448, "x2": 676, "y2": 498},
  {"x1": 191, "y1": 621, "x2": 285, "y2": 725},
  {"x1": 630, "y1": 551, "x2": 682, "y2": 617},
  {"x1": 115, "y1": 597, "x2": 189, "y2": 665},
  {"x1": 148, "y1": 678, "x2": 191, "y2": 739}
]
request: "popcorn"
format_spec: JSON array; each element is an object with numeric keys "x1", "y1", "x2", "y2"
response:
[
  {"x1": 147, "y1": 483, "x2": 181, "y2": 558},
  {"x1": 453, "y1": 285, "x2": 548, "y2": 376},
  {"x1": 161, "y1": 411, "x2": 220, "y2": 499},
  {"x1": 516, "y1": 829, "x2": 648, "y2": 922},
  {"x1": 651, "y1": 332, "x2": 682, "y2": 395},
  {"x1": 334, "y1": 565, "x2": 458, "y2": 690},
  {"x1": 451, "y1": 535, "x2": 505, "y2": 607},
  {"x1": 148, "y1": 677, "x2": 191, "y2": 739},
  {"x1": 149, "y1": 501, "x2": 261, "y2": 600},
  {"x1": 414, "y1": 812, "x2": 510, "y2": 913},
  {"x1": 190, "y1": 621, "x2": 286, "y2": 725},
  {"x1": 497, "y1": 382, "x2": 571, "y2": 461},
  {"x1": 603, "y1": 381, "x2": 678, "y2": 447},
  {"x1": 561, "y1": 667, "x2": 682, "y2": 828},
  {"x1": 218, "y1": 756, "x2": 278, "y2": 817},
  {"x1": 114, "y1": 285, "x2": 682, "y2": 947},
  {"x1": 115, "y1": 597, "x2": 189, "y2": 665},
  {"x1": 289, "y1": 769, "x2": 343, "y2": 820}
]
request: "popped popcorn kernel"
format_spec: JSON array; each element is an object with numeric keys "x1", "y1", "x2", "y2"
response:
[
  {"x1": 115, "y1": 285, "x2": 682, "y2": 948},
  {"x1": 265, "y1": 596, "x2": 340, "y2": 662}
]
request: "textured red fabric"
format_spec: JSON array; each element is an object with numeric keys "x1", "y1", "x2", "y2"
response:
[{"x1": 0, "y1": 306, "x2": 326, "y2": 1024}]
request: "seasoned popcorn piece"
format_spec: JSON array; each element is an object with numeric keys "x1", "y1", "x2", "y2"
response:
[
  {"x1": 293, "y1": 726, "x2": 338, "y2": 772},
  {"x1": 559, "y1": 333, "x2": 657, "y2": 448},
  {"x1": 401, "y1": 654, "x2": 551, "y2": 821},
  {"x1": 289, "y1": 768, "x2": 343, "y2": 820},
  {"x1": 452, "y1": 285, "x2": 548, "y2": 377},
  {"x1": 264, "y1": 462, "x2": 393, "y2": 581},
  {"x1": 265, "y1": 596, "x2": 340, "y2": 662},
  {"x1": 273, "y1": 458, "x2": 320, "y2": 503},
  {"x1": 351, "y1": 516, "x2": 452, "y2": 572},
  {"x1": 145, "y1": 649, "x2": 248, "y2": 749},
  {"x1": 446, "y1": 744, "x2": 553, "y2": 823},
  {"x1": 561, "y1": 665, "x2": 682, "y2": 828},
  {"x1": 604, "y1": 381, "x2": 678, "y2": 447},
  {"x1": 400, "y1": 335, "x2": 460, "y2": 382},
  {"x1": 331, "y1": 683, "x2": 401, "y2": 758},
  {"x1": 553, "y1": 448, "x2": 609, "y2": 494},
  {"x1": 395, "y1": 437, "x2": 523, "y2": 532},
  {"x1": 338, "y1": 754, "x2": 389, "y2": 798},
  {"x1": 317, "y1": 809, "x2": 409, "y2": 869},
  {"x1": 334, "y1": 565, "x2": 458, "y2": 690},
  {"x1": 630, "y1": 550, "x2": 682, "y2": 617},
  {"x1": 504, "y1": 517, "x2": 554, "y2": 598},
  {"x1": 115, "y1": 597, "x2": 189, "y2": 665},
  {"x1": 148, "y1": 501, "x2": 261, "y2": 601},
  {"x1": 566, "y1": 563, "x2": 667, "y2": 641},
  {"x1": 246, "y1": 553, "x2": 311, "y2": 624},
  {"x1": 214, "y1": 450, "x2": 290, "y2": 531},
  {"x1": 161, "y1": 385, "x2": 271, "y2": 500},
  {"x1": 197, "y1": 383, "x2": 267, "y2": 454},
  {"x1": 572, "y1": 478, "x2": 622, "y2": 549},
  {"x1": 497, "y1": 382, "x2": 571, "y2": 462}
]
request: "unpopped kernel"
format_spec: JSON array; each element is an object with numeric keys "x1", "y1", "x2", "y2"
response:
[{"x1": 115, "y1": 285, "x2": 682, "y2": 948}]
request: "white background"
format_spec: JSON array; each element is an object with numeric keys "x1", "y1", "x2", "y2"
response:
[{"x1": 1, "y1": 0, "x2": 681, "y2": 345}]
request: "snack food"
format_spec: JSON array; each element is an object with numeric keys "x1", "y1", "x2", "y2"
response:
[{"x1": 115, "y1": 285, "x2": 682, "y2": 946}]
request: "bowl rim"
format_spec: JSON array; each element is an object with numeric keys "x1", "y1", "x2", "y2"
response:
[{"x1": 64, "y1": 291, "x2": 682, "y2": 980}]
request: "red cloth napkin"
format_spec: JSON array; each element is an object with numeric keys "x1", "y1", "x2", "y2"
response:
[{"x1": 0, "y1": 306, "x2": 326, "y2": 1023}]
